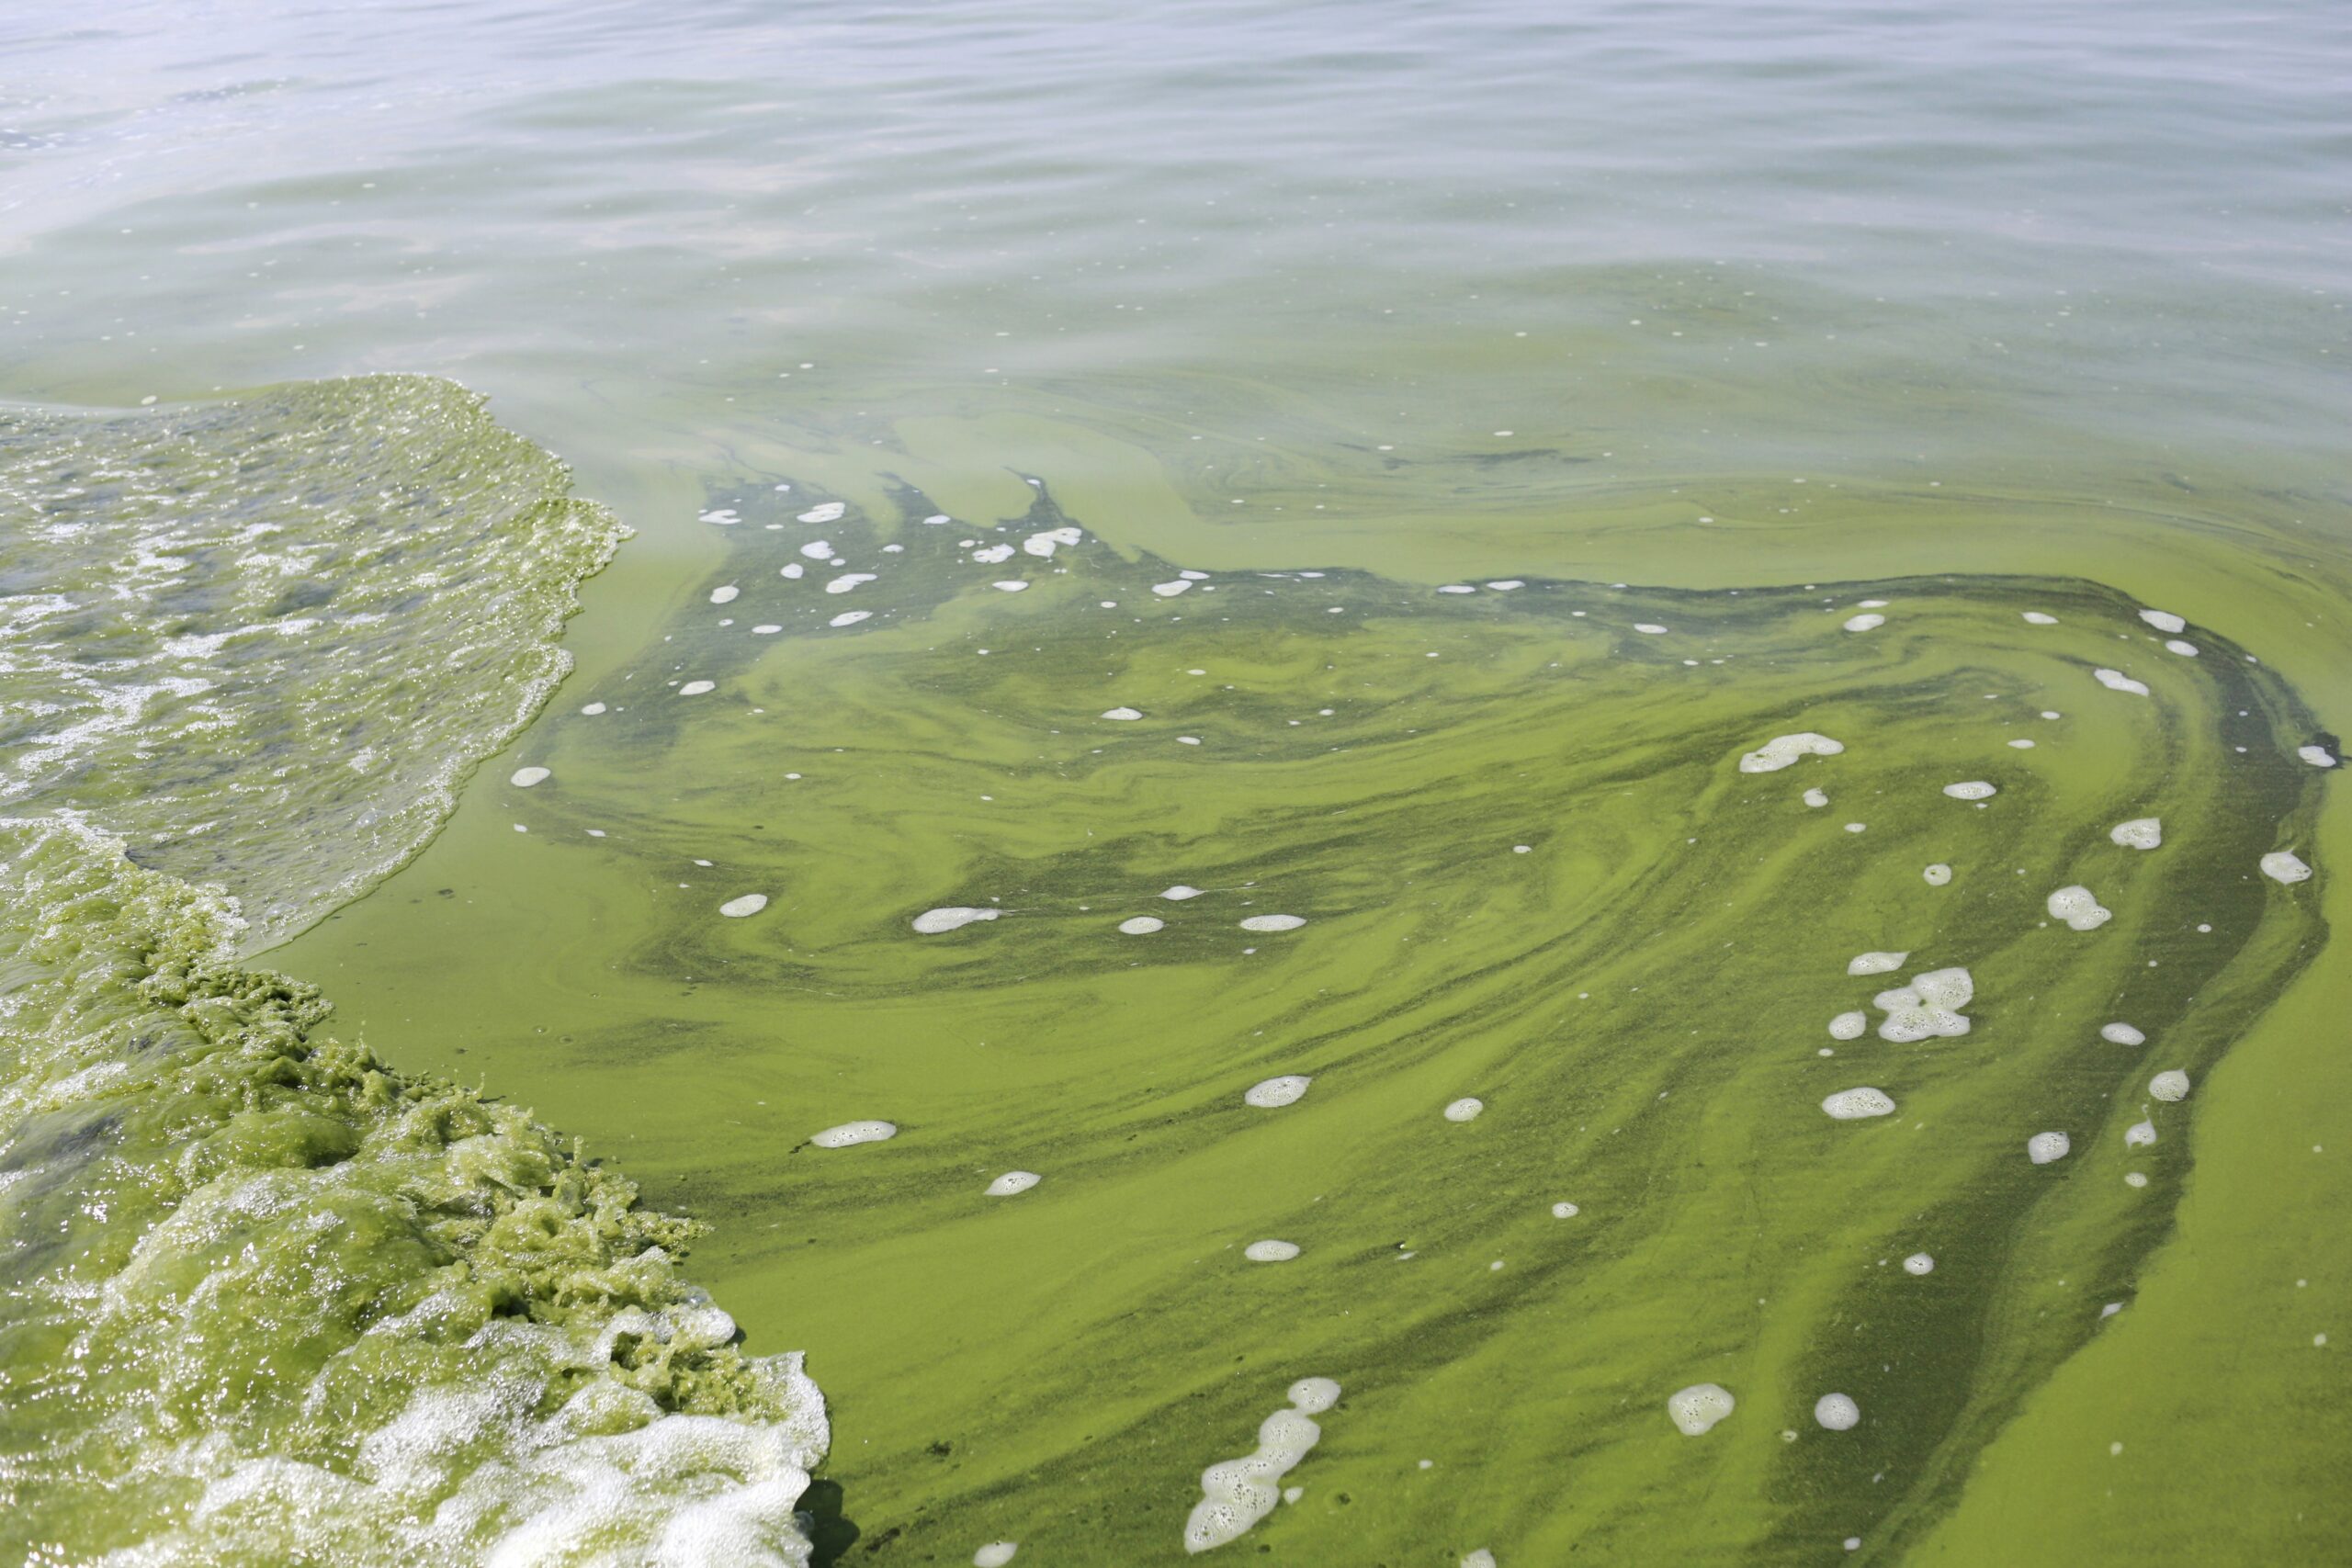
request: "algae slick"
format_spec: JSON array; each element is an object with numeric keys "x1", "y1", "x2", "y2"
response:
[{"x1": 0, "y1": 378, "x2": 828, "y2": 1564}]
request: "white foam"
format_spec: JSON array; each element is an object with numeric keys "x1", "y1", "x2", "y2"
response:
[
  {"x1": 990, "y1": 581, "x2": 1029, "y2": 592},
  {"x1": 1161, "y1": 885, "x2": 1204, "y2": 900},
  {"x1": 1815, "y1": 1393, "x2": 1861, "y2": 1431},
  {"x1": 1119, "y1": 916, "x2": 1165, "y2": 934},
  {"x1": 1245, "y1": 1076, "x2": 1312, "y2": 1109},
  {"x1": 1847, "y1": 951, "x2": 1909, "y2": 976},
  {"x1": 2261, "y1": 851, "x2": 2312, "y2": 885},
  {"x1": 1666, "y1": 1383, "x2": 1736, "y2": 1436},
  {"x1": 1551, "y1": 1201, "x2": 1580, "y2": 1219},
  {"x1": 2047, "y1": 885, "x2": 2111, "y2": 931},
  {"x1": 1240, "y1": 914, "x2": 1306, "y2": 932},
  {"x1": 2149, "y1": 1070, "x2": 2190, "y2": 1102},
  {"x1": 811, "y1": 1121, "x2": 896, "y2": 1148},
  {"x1": 1442, "y1": 1097, "x2": 1485, "y2": 1122},
  {"x1": 1843, "y1": 614, "x2": 1885, "y2": 632},
  {"x1": 1182, "y1": 1380, "x2": 1340, "y2": 1553},
  {"x1": 1152, "y1": 581, "x2": 1193, "y2": 597},
  {"x1": 699, "y1": 507, "x2": 741, "y2": 525},
  {"x1": 1244, "y1": 1240, "x2": 1300, "y2": 1262},
  {"x1": 1822, "y1": 1088, "x2": 1895, "y2": 1120},
  {"x1": 2027, "y1": 1131, "x2": 2071, "y2": 1165},
  {"x1": 752, "y1": 625, "x2": 782, "y2": 635},
  {"x1": 781, "y1": 563, "x2": 806, "y2": 579},
  {"x1": 971, "y1": 544, "x2": 1015, "y2": 565},
  {"x1": 824, "y1": 573, "x2": 876, "y2": 594},
  {"x1": 798, "y1": 541, "x2": 833, "y2": 560},
  {"x1": 1438, "y1": 585, "x2": 1476, "y2": 595},
  {"x1": 797, "y1": 502, "x2": 847, "y2": 524},
  {"x1": 2022, "y1": 612, "x2": 2058, "y2": 625},
  {"x1": 1804, "y1": 788, "x2": 1829, "y2": 808},
  {"x1": 2094, "y1": 669, "x2": 2150, "y2": 696},
  {"x1": 2101, "y1": 1022, "x2": 2145, "y2": 1045},
  {"x1": 1923, "y1": 863, "x2": 1952, "y2": 886},
  {"x1": 985, "y1": 1172, "x2": 1041, "y2": 1197},
  {"x1": 1829, "y1": 1011, "x2": 1868, "y2": 1040},
  {"x1": 2138, "y1": 609, "x2": 2186, "y2": 634},
  {"x1": 2109, "y1": 818, "x2": 2162, "y2": 850},
  {"x1": 975, "y1": 1544, "x2": 1019, "y2": 1567},
  {"x1": 828, "y1": 611, "x2": 871, "y2": 628},
  {"x1": 2298, "y1": 744, "x2": 2337, "y2": 768},
  {"x1": 1738, "y1": 732, "x2": 1844, "y2": 773},
  {"x1": 510, "y1": 766, "x2": 550, "y2": 788},
  {"x1": 2165, "y1": 639, "x2": 2199, "y2": 657},
  {"x1": 1102, "y1": 706, "x2": 1143, "y2": 720},
  {"x1": 1943, "y1": 781, "x2": 1996, "y2": 801},
  {"x1": 2125, "y1": 1119, "x2": 2157, "y2": 1148},
  {"x1": 1487, "y1": 581, "x2": 1524, "y2": 591},
  {"x1": 913, "y1": 907, "x2": 1001, "y2": 934},
  {"x1": 1902, "y1": 1252, "x2": 1935, "y2": 1276},
  {"x1": 719, "y1": 895, "x2": 769, "y2": 918},
  {"x1": 679, "y1": 681, "x2": 716, "y2": 696},
  {"x1": 1023, "y1": 527, "x2": 1082, "y2": 557},
  {"x1": 2007, "y1": 739, "x2": 2036, "y2": 749},
  {"x1": 709, "y1": 585, "x2": 740, "y2": 605},
  {"x1": 1461, "y1": 1551, "x2": 1498, "y2": 1568},
  {"x1": 581, "y1": 702, "x2": 607, "y2": 715},
  {"x1": 1634, "y1": 623, "x2": 1668, "y2": 635},
  {"x1": 1875, "y1": 966, "x2": 1973, "y2": 1042}
]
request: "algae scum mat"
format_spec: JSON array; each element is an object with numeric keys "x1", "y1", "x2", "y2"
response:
[{"x1": 3, "y1": 374, "x2": 2336, "y2": 1565}]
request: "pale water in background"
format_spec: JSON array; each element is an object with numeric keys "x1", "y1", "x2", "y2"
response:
[{"x1": 3, "y1": 2, "x2": 2349, "y2": 1563}]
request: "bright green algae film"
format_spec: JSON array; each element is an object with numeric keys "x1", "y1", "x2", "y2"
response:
[
  {"x1": 0, "y1": 379, "x2": 828, "y2": 1566},
  {"x1": 278, "y1": 479, "x2": 2335, "y2": 1562}
]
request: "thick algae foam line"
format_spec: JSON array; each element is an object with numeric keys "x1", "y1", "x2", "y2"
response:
[
  {"x1": 0, "y1": 375, "x2": 624, "y2": 946},
  {"x1": 0, "y1": 379, "x2": 827, "y2": 1565},
  {"x1": 306, "y1": 475, "x2": 2334, "y2": 1562}
]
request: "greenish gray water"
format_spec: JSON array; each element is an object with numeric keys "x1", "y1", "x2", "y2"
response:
[{"x1": 4, "y1": 1, "x2": 2351, "y2": 1563}]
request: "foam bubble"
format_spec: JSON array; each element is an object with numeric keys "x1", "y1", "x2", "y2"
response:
[
  {"x1": 798, "y1": 540, "x2": 833, "y2": 559},
  {"x1": 2138, "y1": 608, "x2": 2186, "y2": 634},
  {"x1": 1244, "y1": 1240, "x2": 1301, "y2": 1262},
  {"x1": 781, "y1": 562, "x2": 806, "y2": 579},
  {"x1": 1023, "y1": 527, "x2": 1082, "y2": 557},
  {"x1": 2149, "y1": 1070, "x2": 2190, "y2": 1102},
  {"x1": 1245, "y1": 1076, "x2": 1312, "y2": 1109},
  {"x1": 2165, "y1": 639, "x2": 2199, "y2": 657},
  {"x1": 2261, "y1": 851, "x2": 2312, "y2": 885},
  {"x1": 990, "y1": 581, "x2": 1029, "y2": 592},
  {"x1": 1153, "y1": 581, "x2": 1194, "y2": 597},
  {"x1": 1634, "y1": 623, "x2": 1668, "y2": 635},
  {"x1": 581, "y1": 702, "x2": 607, "y2": 715},
  {"x1": 811, "y1": 1121, "x2": 896, "y2": 1148},
  {"x1": 1903, "y1": 1253, "x2": 1935, "y2": 1276},
  {"x1": 2109, "y1": 818, "x2": 2162, "y2": 850},
  {"x1": 2027, "y1": 1131, "x2": 2071, "y2": 1165},
  {"x1": 1804, "y1": 787, "x2": 1829, "y2": 807},
  {"x1": 1843, "y1": 614, "x2": 1885, "y2": 632},
  {"x1": 719, "y1": 895, "x2": 769, "y2": 919},
  {"x1": 2101, "y1": 1022, "x2": 2145, "y2": 1045},
  {"x1": 1487, "y1": 581, "x2": 1524, "y2": 591},
  {"x1": 1551, "y1": 1201, "x2": 1580, "y2": 1219},
  {"x1": 975, "y1": 1544, "x2": 1019, "y2": 1567},
  {"x1": 2022, "y1": 612, "x2": 2058, "y2": 625},
  {"x1": 797, "y1": 502, "x2": 846, "y2": 524},
  {"x1": 1462, "y1": 1551, "x2": 1498, "y2": 1568},
  {"x1": 2298, "y1": 744, "x2": 2337, "y2": 768},
  {"x1": 824, "y1": 573, "x2": 876, "y2": 594},
  {"x1": 1738, "y1": 732, "x2": 1844, "y2": 773},
  {"x1": 1239, "y1": 914, "x2": 1306, "y2": 932},
  {"x1": 828, "y1": 611, "x2": 871, "y2": 627},
  {"x1": 510, "y1": 766, "x2": 550, "y2": 788},
  {"x1": 2094, "y1": 669, "x2": 2150, "y2": 696},
  {"x1": 2047, "y1": 885, "x2": 2112, "y2": 931},
  {"x1": 1943, "y1": 781, "x2": 1996, "y2": 801},
  {"x1": 1829, "y1": 1011, "x2": 1868, "y2": 1040},
  {"x1": 913, "y1": 907, "x2": 1001, "y2": 934},
  {"x1": 1923, "y1": 863, "x2": 1952, "y2": 886},
  {"x1": 1438, "y1": 585, "x2": 1476, "y2": 595},
  {"x1": 709, "y1": 585, "x2": 740, "y2": 604},
  {"x1": 700, "y1": 507, "x2": 740, "y2": 525},
  {"x1": 972, "y1": 545, "x2": 1015, "y2": 564},
  {"x1": 1102, "y1": 706, "x2": 1143, "y2": 720},
  {"x1": 1119, "y1": 916, "x2": 1165, "y2": 934},
  {"x1": 985, "y1": 1171, "x2": 1041, "y2": 1197},
  {"x1": 1847, "y1": 951, "x2": 1909, "y2": 976},
  {"x1": 1874, "y1": 966, "x2": 1973, "y2": 1041},
  {"x1": 1182, "y1": 1379, "x2": 1340, "y2": 1552},
  {"x1": 1443, "y1": 1097, "x2": 1486, "y2": 1122},
  {"x1": 2125, "y1": 1119, "x2": 2157, "y2": 1148},
  {"x1": 1822, "y1": 1088, "x2": 1896, "y2": 1120},
  {"x1": 1814, "y1": 1393, "x2": 1861, "y2": 1431},
  {"x1": 1666, "y1": 1383, "x2": 1736, "y2": 1436},
  {"x1": 1161, "y1": 885, "x2": 1204, "y2": 900}
]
